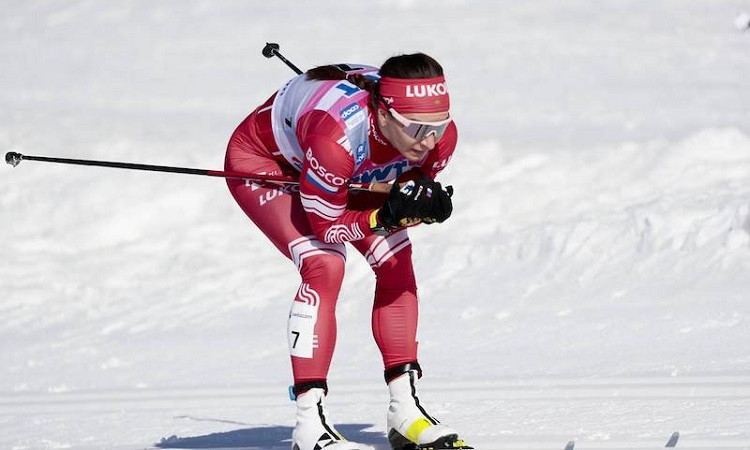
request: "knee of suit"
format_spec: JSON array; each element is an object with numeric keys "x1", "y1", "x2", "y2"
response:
[
  {"x1": 373, "y1": 246, "x2": 416, "y2": 291},
  {"x1": 299, "y1": 253, "x2": 346, "y2": 292}
]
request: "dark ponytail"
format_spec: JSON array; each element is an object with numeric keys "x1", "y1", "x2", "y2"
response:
[{"x1": 305, "y1": 65, "x2": 378, "y2": 94}]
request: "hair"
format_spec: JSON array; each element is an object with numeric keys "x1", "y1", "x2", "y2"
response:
[
  {"x1": 305, "y1": 53, "x2": 444, "y2": 107},
  {"x1": 379, "y1": 53, "x2": 444, "y2": 79}
]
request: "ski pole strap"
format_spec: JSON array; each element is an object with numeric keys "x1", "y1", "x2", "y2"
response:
[
  {"x1": 291, "y1": 379, "x2": 328, "y2": 399},
  {"x1": 384, "y1": 362, "x2": 423, "y2": 383}
]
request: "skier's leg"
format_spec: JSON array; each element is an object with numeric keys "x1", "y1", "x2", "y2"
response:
[
  {"x1": 352, "y1": 232, "x2": 472, "y2": 449},
  {"x1": 287, "y1": 245, "x2": 345, "y2": 384},
  {"x1": 226, "y1": 123, "x2": 357, "y2": 450},
  {"x1": 285, "y1": 246, "x2": 361, "y2": 450},
  {"x1": 351, "y1": 229, "x2": 418, "y2": 371}
]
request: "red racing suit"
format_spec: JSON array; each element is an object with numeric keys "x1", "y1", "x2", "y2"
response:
[{"x1": 225, "y1": 66, "x2": 457, "y2": 385}]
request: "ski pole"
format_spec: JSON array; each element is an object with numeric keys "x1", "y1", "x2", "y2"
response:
[
  {"x1": 262, "y1": 43, "x2": 303, "y2": 75},
  {"x1": 4, "y1": 151, "x2": 391, "y2": 193}
]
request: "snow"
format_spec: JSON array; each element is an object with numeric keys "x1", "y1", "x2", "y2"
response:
[
  {"x1": 1, "y1": 1, "x2": 749, "y2": 449},
  {"x1": 736, "y1": 12, "x2": 750, "y2": 30}
]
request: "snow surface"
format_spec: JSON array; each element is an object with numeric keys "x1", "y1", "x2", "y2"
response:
[{"x1": 2, "y1": 1, "x2": 749, "y2": 449}]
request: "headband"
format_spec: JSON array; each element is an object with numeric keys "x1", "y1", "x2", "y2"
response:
[{"x1": 378, "y1": 76, "x2": 450, "y2": 114}]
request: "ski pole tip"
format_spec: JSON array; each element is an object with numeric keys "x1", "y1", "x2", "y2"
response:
[{"x1": 5, "y1": 151, "x2": 23, "y2": 167}]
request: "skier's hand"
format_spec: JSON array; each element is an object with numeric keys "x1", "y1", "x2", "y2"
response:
[
  {"x1": 421, "y1": 183, "x2": 453, "y2": 224},
  {"x1": 374, "y1": 175, "x2": 453, "y2": 229}
]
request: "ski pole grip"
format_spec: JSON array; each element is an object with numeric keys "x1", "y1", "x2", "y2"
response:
[
  {"x1": 5, "y1": 151, "x2": 23, "y2": 167},
  {"x1": 262, "y1": 42, "x2": 280, "y2": 58},
  {"x1": 261, "y1": 42, "x2": 303, "y2": 75}
]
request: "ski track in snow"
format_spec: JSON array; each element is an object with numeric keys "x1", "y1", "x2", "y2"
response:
[{"x1": 2, "y1": 1, "x2": 750, "y2": 449}]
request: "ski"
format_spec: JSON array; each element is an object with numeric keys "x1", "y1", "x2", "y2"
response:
[
  {"x1": 397, "y1": 435, "x2": 474, "y2": 450},
  {"x1": 559, "y1": 431, "x2": 677, "y2": 450},
  {"x1": 400, "y1": 442, "x2": 473, "y2": 450}
]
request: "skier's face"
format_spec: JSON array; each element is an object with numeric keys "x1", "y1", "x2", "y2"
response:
[{"x1": 376, "y1": 108, "x2": 450, "y2": 162}]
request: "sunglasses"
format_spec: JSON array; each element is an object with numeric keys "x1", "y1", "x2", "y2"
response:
[
  {"x1": 386, "y1": 107, "x2": 452, "y2": 142},
  {"x1": 383, "y1": 101, "x2": 453, "y2": 141}
]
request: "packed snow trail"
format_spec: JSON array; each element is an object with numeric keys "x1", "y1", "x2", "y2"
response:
[{"x1": 3, "y1": 377, "x2": 749, "y2": 449}]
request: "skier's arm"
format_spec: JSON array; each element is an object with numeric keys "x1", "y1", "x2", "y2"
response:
[{"x1": 299, "y1": 133, "x2": 377, "y2": 243}]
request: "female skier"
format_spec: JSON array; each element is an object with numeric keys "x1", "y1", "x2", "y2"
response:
[{"x1": 225, "y1": 53, "x2": 470, "y2": 450}]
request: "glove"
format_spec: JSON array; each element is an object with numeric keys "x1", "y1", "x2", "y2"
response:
[
  {"x1": 374, "y1": 175, "x2": 453, "y2": 231},
  {"x1": 421, "y1": 184, "x2": 453, "y2": 224}
]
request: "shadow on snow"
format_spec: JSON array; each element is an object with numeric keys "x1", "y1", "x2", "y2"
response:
[{"x1": 155, "y1": 423, "x2": 386, "y2": 449}]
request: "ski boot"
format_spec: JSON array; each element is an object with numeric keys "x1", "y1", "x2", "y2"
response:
[
  {"x1": 385, "y1": 363, "x2": 473, "y2": 450},
  {"x1": 291, "y1": 382, "x2": 361, "y2": 450}
]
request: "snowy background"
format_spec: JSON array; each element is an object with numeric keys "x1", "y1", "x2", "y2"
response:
[{"x1": 2, "y1": 1, "x2": 749, "y2": 449}]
